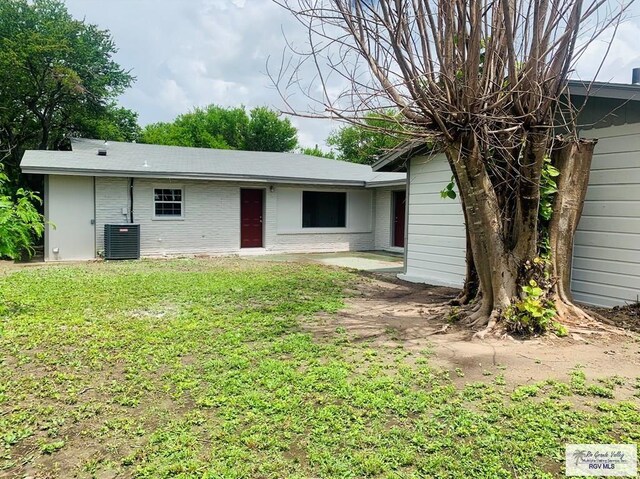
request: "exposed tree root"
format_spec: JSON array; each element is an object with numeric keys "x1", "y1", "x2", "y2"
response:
[
  {"x1": 555, "y1": 299, "x2": 635, "y2": 337},
  {"x1": 467, "y1": 298, "x2": 491, "y2": 327},
  {"x1": 448, "y1": 284, "x2": 479, "y2": 306},
  {"x1": 473, "y1": 311, "x2": 500, "y2": 340},
  {"x1": 448, "y1": 294, "x2": 469, "y2": 307},
  {"x1": 468, "y1": 313, "x2": 489, "y2": 328},
  {"x1": 462, "y1": 297, "x2": 635, "y2": 342}
]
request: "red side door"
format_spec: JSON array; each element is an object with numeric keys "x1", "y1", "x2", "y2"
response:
[
  {"x1": 393, "y1": 190, "x2": 406, "y2": 248},
  {"x1": 241, "y1": 189, "x2": 264, "y2": 248}
]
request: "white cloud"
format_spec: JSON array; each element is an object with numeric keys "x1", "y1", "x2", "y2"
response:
[
  {"x1": 63, "y1": 0, "x2": 640, "y2": 149},
  {"x1": 158, "y1": 79, "x2": 191, "y2": 115}
]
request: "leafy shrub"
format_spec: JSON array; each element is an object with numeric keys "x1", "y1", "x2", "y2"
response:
[
  {"x1": 440, "y1": 175, "x2": 457, "y2": 199},
  {"x1": 0, "y1": 169, "x2": 45, "y2": 259},
  {"x1": 504, "y1": 279, "x2": 557, "y2": 335},
  {"x1": 538, "y1": 157, "x2": 560, "y2": 222}
]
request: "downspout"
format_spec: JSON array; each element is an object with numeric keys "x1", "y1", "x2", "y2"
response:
[{"x1": 129, "y1": 178, "x2": 134, "y2": 223}]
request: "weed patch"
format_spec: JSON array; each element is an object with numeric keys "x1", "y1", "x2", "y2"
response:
[{"x1": 0, "y1": 259, "x2": 638, "y2": 478}]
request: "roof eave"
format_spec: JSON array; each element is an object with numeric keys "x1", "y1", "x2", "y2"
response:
[
  {"x1": 20, "y1": 166, "x2": 369, "y2": 187},
  {"x1": 567, "y1": 80, "x2": 640, "y2": 101},
  {"x1": 373, "y1": 141, "x2": 435, "y2": 172},
  {"x1": 365, "y1": 179, "x2": 407, "y2": 188}
]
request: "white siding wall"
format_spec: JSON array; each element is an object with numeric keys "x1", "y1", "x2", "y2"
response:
[
  {"x1": 46, "y1": 175, "x2": 95, "y2": 261},
  {"x1": 400, "y1": 125, "x2": 640, "y2": 307},
  {"x1": 399, "y1": 154, "x2": 466, "y2": 287},
  {"x1": 572, "y1": 123, "x2": 640, "y2": 307},
  {"x1": 93, "y1": 178, "x2": 376, "y2": 256}
]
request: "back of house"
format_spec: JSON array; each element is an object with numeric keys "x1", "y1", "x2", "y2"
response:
[{"x1": 20, "y1": 140, "x2": 406, "y2": 261}]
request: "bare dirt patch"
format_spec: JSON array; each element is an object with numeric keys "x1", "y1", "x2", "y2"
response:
[
  {"x1": 305, "y1": 274, "x2": 640, "y2": 397},
  {"x1": 592, "y1": 301, "x2": 640, "y2": 333}
]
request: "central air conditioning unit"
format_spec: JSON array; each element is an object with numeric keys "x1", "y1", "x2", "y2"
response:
[{"x1": 104, "y1": 224, "x2": 140, "y2": 260}]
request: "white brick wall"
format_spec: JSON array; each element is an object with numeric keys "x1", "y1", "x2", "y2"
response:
[
  {"x1": 94, "y1": 178, "x2": 381, "y2": 256},
  {"x1": 374, "y1": 189, "x2": 392, "y2": 250},
  {"x1": 133, "y1": 179, "x2": 241, "y2": 256},
  {"x1": 95, "y1": 177, "x2": 130, "y2": 253}
]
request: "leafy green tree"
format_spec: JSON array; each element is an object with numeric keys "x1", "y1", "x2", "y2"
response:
[
  {"x1": 0, "y1": 166, "x2": 44, "y2": 259},
  {"x1": 75, "y1": 104, "x2": 141, "y2": 143},
  {"x1": 0, "y1": 0, "x2": 134, "y2": 183},
  {"x1": 139, "y1": 122, "x2": 185, "y2": 147},
  {"x1": 299, "y1": 145, "x2": 335, "y2": 159},
  {"x1": 140, "y1": 105, "x2": 299, "y2": 153},
  {"x1": 244, "y1": 107, "x2": 297, "y2": 152},
  {"x1": 141, "y1": 106, "x2": 249, "y2": 149},
  {"x1": 327, "y1": 113, "x2": 406, "y2": 165}
]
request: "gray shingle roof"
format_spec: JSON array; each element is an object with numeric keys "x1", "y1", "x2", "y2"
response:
[{"x1": 21, "y1": 138, "x2": 406, "y2": 187}]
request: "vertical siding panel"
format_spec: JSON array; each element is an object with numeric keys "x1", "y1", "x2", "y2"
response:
[
  {"x1": 572, "y1": 123, "x2": 640, "y2": 307},
  {"x1": 400, "y1": 154, "x2": 466, "y2": 287}
]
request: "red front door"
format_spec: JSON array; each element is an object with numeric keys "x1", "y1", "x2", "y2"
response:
[
  {"x1": 241, "y1": 189, "x2": 264, "y2": 248},
  {"x1": 393, "y1": 190, "x2": 406, "y2": 248}
]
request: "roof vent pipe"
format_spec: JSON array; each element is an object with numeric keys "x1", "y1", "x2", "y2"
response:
[{"x1": 633, "y1": 68, "x2": 640, "y2": 85}]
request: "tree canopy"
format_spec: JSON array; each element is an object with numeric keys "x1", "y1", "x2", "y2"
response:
[
  {"x1": 140, "y1": 105, "x2": 298, "y2": 153},
  {"x1": 327, "y1": 113, "x2": 406, "y2": 164},
  {"x1": 299, "y1": 145, "x2": 335, "y2": 159},
  {"x1": 75, "y1": 103, "x2": 141, "y2": 143},
  {"x1": 245, "y1": 107, "x2": 298, "y2": 152},
  {"x1": 0, "y1": 0, "x2": 134, "y2": 184}
]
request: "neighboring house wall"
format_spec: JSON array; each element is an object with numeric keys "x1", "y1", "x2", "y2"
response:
[
  {"x1": 400, "y1": 124, "x2": 640, "y2": 307},
  {"x1": 572, "y1": 123, "x2": 640, "y2": 307},
  {"x1": 400, "y1": 154, "x2": 466, "y2": 287},
  {"x1": 91, "y1": 177, "x2": 378, "y2": 256},
  {"x1": 45, "y1": 175, "x2": 95, "y2": 261},
  {"x1": 373, "y1": 187, "x2": 407, "y2": 252}
]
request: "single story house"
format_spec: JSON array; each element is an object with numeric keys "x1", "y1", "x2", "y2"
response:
[
  {"x1": 374, "y1": 79, "x2": 640, "y2": 308},
  {"x1": 20, "y1": 139, "x2": 406, "y2": 260}
]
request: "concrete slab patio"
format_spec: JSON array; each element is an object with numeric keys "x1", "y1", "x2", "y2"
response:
[{"x1": 251, "y1": 250, "x2": 404, "y2": 275}]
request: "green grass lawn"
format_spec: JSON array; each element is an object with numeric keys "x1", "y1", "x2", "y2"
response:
[{"x1": 0, "y1": 259, "x2": 638, "y2": 478}]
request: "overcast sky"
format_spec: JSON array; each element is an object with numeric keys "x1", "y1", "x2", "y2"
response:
[{"x1": 65, "y1": 0, "x2": 640, "y2": 149}]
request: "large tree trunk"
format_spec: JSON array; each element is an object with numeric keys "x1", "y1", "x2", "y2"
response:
[
  {"x1": 549, "y1": 138, "x2": 597, "y2": 321},
  {"x1": 448, "y1": 161, "x2": 479, "y2": 306},
  {"x1": 449, "y1": 230, "x2": 479, "y2": 306},
  {"x1": 445, "y1": 138, "x2": 523, "y2": 335},
  {"x1": 444, "y1": 135, "x2": 597, "y2": 337}
]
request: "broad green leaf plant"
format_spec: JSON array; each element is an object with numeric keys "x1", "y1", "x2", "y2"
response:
[{"x1": 0, "y1": 169, "x2": 45, "y2": 260}]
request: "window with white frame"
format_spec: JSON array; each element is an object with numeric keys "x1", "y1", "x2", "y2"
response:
[{"x1": 154, "y1": 188, "x2": 183, "y2": 218}]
